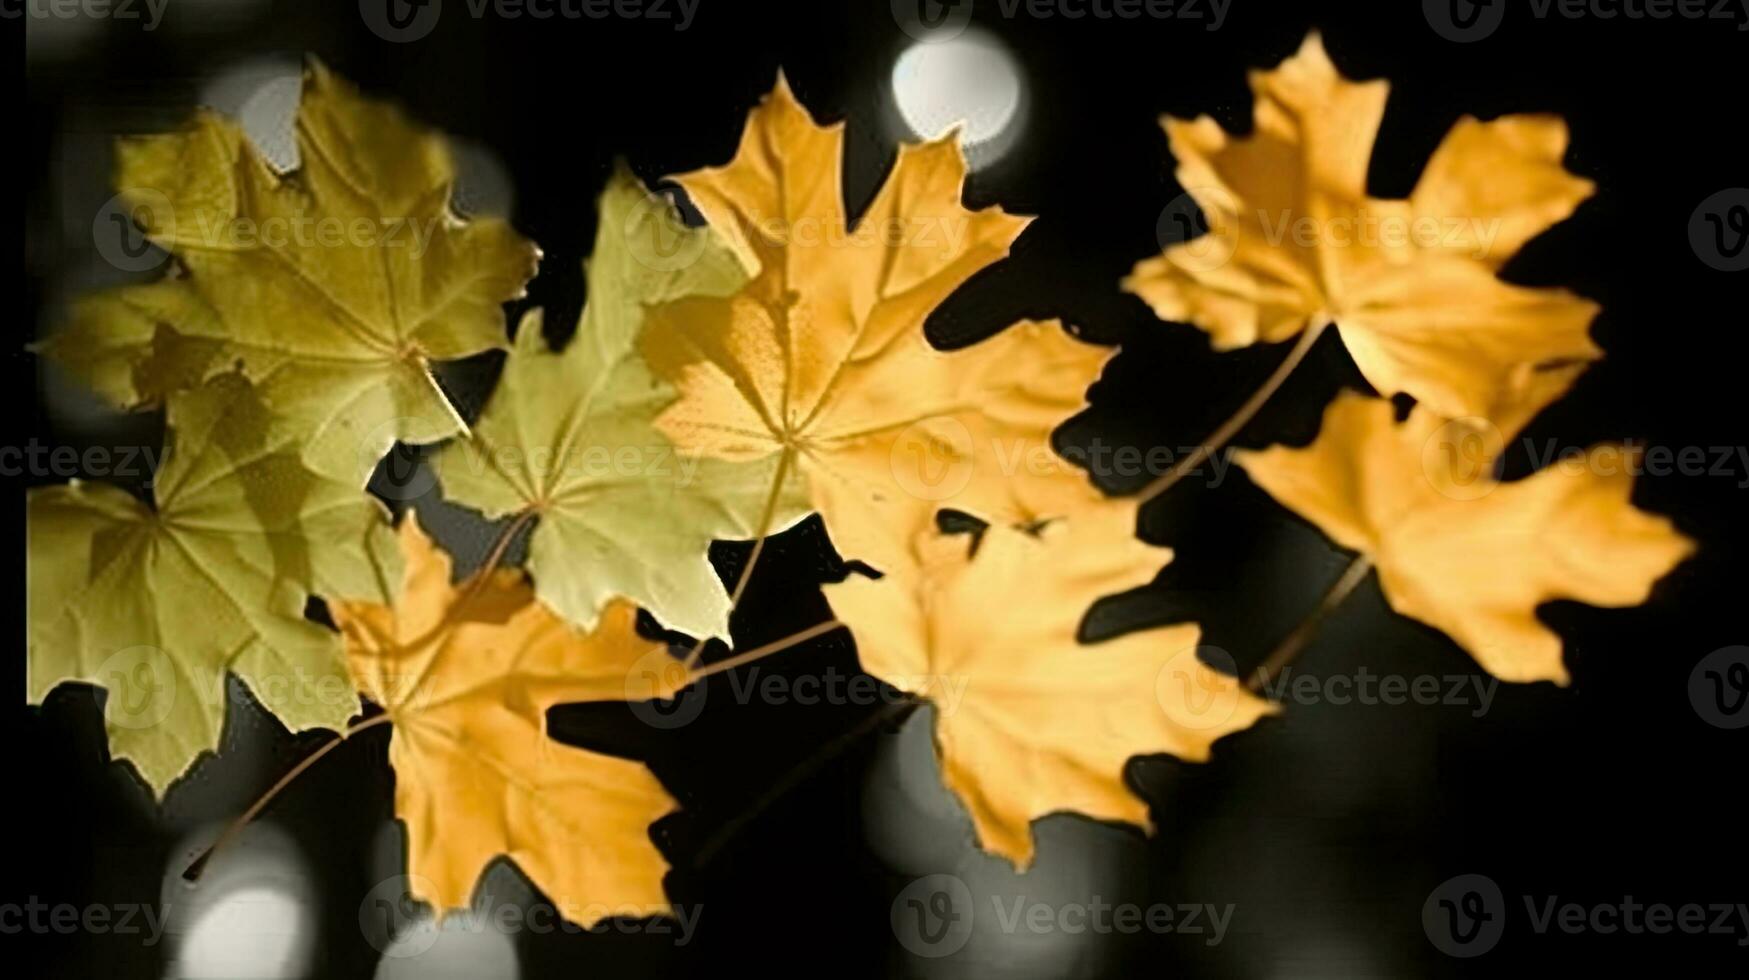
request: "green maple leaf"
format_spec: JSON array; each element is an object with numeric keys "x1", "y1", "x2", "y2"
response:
[
  {"x1": 31, "y1": 280, "x2": 228, "y2": 410},
  {"x1": 433, "y1": 169, "x2": 806, "y2": 641},
  {"x1": 27, "y1": 374, "x2": 401, "y2": 795},
  {"x1": 44, "y1": 61, "x2": 539, "y2": 485}
]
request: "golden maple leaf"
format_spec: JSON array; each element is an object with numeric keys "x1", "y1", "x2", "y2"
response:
[
  {"x1": 823, "y1": 502, "x2": 1274, "y2": 867},
  {"x1": 28, "y1": 374, "x2": 400, "y2": 795},
  {"x1": 640, "y1": 76, "x2": 1113, "y2": 574},
  {"x1": 329, "y1": 515, "x2": 682, "y2": 922},
  {"x1": 54, "y1": 61, "x2": 539, "y2": 484},
  {"x1": 1122, "y1": 33, "x2": 1600, "y2": 421},
  {"x1": 1238, "y1": 392, "x2": 1694, "y2": 684},
  {"x1": 1434, "y1": 359, "x2": 1591, "y2": 488}
]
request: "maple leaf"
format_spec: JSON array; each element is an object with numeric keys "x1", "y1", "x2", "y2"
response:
[
  {"x1": 822, "y1": 502, "x2": 1274, "y2": 867},
  {"x1": 1122, "y1": 33, "x2": 1601, "y2": 421},
  {"x1": 1435, "y1": 359, "x2": 1591, "y2": 488},
  {"x1": 434, "y1": 170, "x2": 805, "y2": 642},
  {"x1": 27, "y1": 374, "x2": 401, "y2": 795},
  {"x1": 62, "y1": 61, "x2": 539, "y2": 484},
  {"x1": 330, "y1": 515, "x2": 681, "y2": 922},
  {"x1": 1238, "y1": 392, "x2": 1694, "y2": 684},
  {"x1": 31, "y1": 279, "x2": 228, "y2": 410},
  {"x1": 640, "y1": 76, "x2": 1113, "y2": 574}
]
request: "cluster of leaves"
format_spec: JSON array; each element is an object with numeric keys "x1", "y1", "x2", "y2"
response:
[
  {"x1": 1122, "y1": 35, "x2": 1693, "y2": 684},
  {"x1": 29, "y1": 35, "x2": 1692, "y2": 928}
]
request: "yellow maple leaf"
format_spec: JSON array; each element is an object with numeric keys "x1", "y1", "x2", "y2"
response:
[
  {"x1": 69, "y1": 61, "x2": 539, "y2": 484},
  {"x1": 1122, "y1": 33, "x2": 1600, "y2": 421},
  {"x1": 640, "y1": 76, "x2": 1113, "y2": 574},
  {"x1": 823, "y1": 502, "x2": 1274, "y2": 867},
  {"x1": 1238, "y1": 392, "x2": 1694, "y2": 684},
  {"x1": 330, "y1": 515, "x2": 682, "y2": 922},
  {"x1": 1433, "y1": 359, "x2": 1590, "y2": 489}
]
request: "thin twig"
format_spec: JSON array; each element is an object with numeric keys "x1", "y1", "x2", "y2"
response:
[
  {"x1": 182, "y1": 713, "x2": 394, "y2": 881},
  {"x1": 397, "y1": 508, "x2": 538, "y2": 696},
  {"x1": 687, "y1": 619, "x2": 845, "y2": 683},
  {"x1": 683, "y1": 446, "x2": 797, "y2": 670},
  {"x1": 695, "y1": 697, "x2": 920, "y2": 867},
  {"x1": 1246, "y1": 554, "x2": 1374, "y2": 694},
  {"x1": 1140, "y1": 323, "x2": 1325, "y2": 503}
]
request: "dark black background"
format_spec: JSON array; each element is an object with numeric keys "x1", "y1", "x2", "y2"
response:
[{"x1": 15, "y1": 0, "x2": 1749, "y2": 976}]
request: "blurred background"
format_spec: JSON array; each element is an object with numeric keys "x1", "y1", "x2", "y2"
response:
[{"x1": 14, "y1": 0, "x2": 1749, "y2": 976}]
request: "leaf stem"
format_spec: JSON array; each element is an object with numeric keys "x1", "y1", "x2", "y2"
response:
[
  {"x1": 1139, "y1": 323, "x2": 1326, "y2": 503},
  {"x1": 397, "y1": 508, "x2": 536, "y2": 657},
  {"x1": 1246, "y1": 553, "x2": 1374, "y2": 694},
  {"x1": 474, "y1": 507, "x2": 537, "y2": 588},
  {"x1": 687, "y1": 619, "x2": 845, "y2": 683},
  {"x1": 694, "y1": 696, "x2": 919, "y2": 867},
  {"x1": 181, "y1": 713, "x2": 394, "y2": 882},
  {"x1": 682, "y1": 445, "x2": 797, "y2": 670}
]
